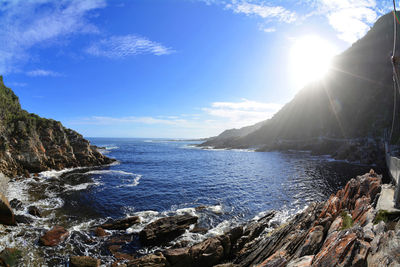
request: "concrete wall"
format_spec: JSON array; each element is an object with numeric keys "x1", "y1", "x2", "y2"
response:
[{"x1": 385, "y1": 142, "x2": 400, "y2": 207}]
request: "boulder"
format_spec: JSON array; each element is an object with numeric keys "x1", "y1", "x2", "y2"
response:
[
  {"x1": 15, "y1": 214, "x2": 33, "y2": 224},
  {"x1": 101, "y1": 216, "x2": 140, "y2": 230},
  {"x1": 189, "y1": 237, "x2": 225, "y2": 267},
  {"x1": 39, "y1": 226, "x2": 69, "y2": 246},
  {"x1": 163, "y1": 247, "x2": 191, "y2": 267},
  {"x1": 70, "y1": 256, "x2": 100, "y2": 267},
  {"x1": 0, "y1": 192, "x2": 15, "y2": 225},
  {"x1": 139, "y1": 214, "x2": 198, "y2": 246},
  {"x1": 94, "y1": 227, "x2": 108, "y2": 237},
  {"x1": 28, "y1": 206, "x2": 42, "y2": 217}
]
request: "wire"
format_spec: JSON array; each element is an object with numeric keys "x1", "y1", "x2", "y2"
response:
[{"x1": 390, "y1": 0, "x2": 399, "y2": 143}]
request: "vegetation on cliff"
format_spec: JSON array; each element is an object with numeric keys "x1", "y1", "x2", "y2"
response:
[{"x1": 0, "y1": 76, "x2": 114, "y2": 177}]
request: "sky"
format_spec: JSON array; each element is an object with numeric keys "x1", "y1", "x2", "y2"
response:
[{"x1": 0, "y1": 0, "x2": 392, "y2": 138}]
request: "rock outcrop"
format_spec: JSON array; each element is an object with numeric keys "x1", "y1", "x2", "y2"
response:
[
  {"x1": 0, "y1": 76, "x2": 114, "y2": 177},
  {"x1": 139, "y1": 214, "x2": 198, "y2": 246}
]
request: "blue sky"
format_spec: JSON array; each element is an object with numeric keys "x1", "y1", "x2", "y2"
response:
[{"x1": 0, "y1": 0, "x2": 392, "y2": 138}]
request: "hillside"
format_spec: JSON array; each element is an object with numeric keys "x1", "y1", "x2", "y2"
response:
[
  {"x1": 201, "y1": 12, "x2": 399, "y2": 165},
  {"x1": 0, "y1": 76, "x2": 114, "y2": 177}
]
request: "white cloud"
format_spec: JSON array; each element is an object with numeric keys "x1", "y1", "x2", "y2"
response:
[
  {"x1": 316, "y1": 0, "x2": 390, "y2": 43},
  {"x1": 203, "y1": 98, "x2": 282, "y2": 126},
  {"x1": 26, "y1": 69, "x2": 62, "y2": 77},
  {"x1": 0, "y1": 0, "x2": 106, "y2": 73},
  {"x1": 69, "y1": 99, "x2": 282, "y2": 138},
  {"x1": 226, "y1": 1, "x2": 297, "y2": 23},
  {"x1": 86, "y1": 35, "x2": 175, "y2": 58}
]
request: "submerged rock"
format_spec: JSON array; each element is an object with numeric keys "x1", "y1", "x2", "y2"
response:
[
  {"x1": 101, "y1": 216, "x2": 140, "y2": 230},
  {"x1": 70, "y1": 256, "x2": 100, "y2": 267},
  {"x1": 0, "y1": 192, "x2": 15, "y2": 226},
  {"x1": 39, "y1": 226, "x2": 69, "y2": 246},
  {"x1": 9, "y1": 199, "x2": 23, "y2": 211},
  {"x1": 139, "y1": 214, "x2": 198, "y2": 246},
  {"x1": 0, "y1": 248, "x2": 21, "y2": 267}
]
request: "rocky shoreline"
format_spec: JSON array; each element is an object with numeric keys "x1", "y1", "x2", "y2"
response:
[
  {"x1": 0, "y1": 168, "x2": 398, "y2": 266},
  {"x1": 199, "y1": 137, "x2": 386, "y2": 169}
]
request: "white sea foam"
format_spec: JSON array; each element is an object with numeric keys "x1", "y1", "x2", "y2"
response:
[
  {"x1": 63, "y1": 181, "x2": 102, "y2": 192},
  {"x1": 207, "y1": 204, "x2": 223, "y2": 214},
  {"x1": 86, "y1": 170, "x2": 135, "y2": 176}
]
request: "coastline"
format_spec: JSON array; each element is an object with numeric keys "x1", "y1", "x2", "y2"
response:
[{"x1": 0, "y1": 156, "x2": 397, "y2": 266}]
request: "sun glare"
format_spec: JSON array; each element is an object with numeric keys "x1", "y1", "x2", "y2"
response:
[{"x1": 290, "y1": 35, "x2": 338, "y2": 89}]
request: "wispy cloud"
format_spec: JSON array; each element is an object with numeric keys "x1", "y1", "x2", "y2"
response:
[
  {"x1": 86, "y1": 35, "x2": 175, "y2": 58},
  {"x1": 203, "y1": 98, "x2": 282, "y2": 126},
  {"x1": 226, "y1": 1, "x2": 297, "y2": 23},
  {"x1": 69, "y1": 99, "x2": 282, "y2": 137},
  {"x1": 26, "y1": 69, "x2": 62, "y2": 77},
  {"x1": 0, "y1": 0, "x2": 106, "y2": 73}
]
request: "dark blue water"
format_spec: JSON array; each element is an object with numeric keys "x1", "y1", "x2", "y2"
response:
[{"x1": 59, "y1": 138, "x2": 372, "y2": 227}]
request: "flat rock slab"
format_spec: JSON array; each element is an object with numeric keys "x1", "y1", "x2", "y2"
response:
[
  {"x1": 70, "y1": 256, "x2": 100, "y2": 267},
  {"x1": 101, "y1": 216, "x2": 140, "y2": 230},
  {"x1": 139, "y1": 214, "x2": 198, "y2": 246},
  {"x1": 40, "y1": 226, "x2": 69, "y2": 246}
]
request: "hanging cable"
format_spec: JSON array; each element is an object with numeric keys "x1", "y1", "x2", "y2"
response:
[{"x1": 390, "y1": 0, "x2": 399, "y2": 143}]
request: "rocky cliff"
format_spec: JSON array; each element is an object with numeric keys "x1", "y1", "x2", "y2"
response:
[
  {"x1": 201, "y1": 12, "x2": 400, "y2": 165},
  {"x1": 0, "y1": 76, "x2": 114, "y2": 177}
]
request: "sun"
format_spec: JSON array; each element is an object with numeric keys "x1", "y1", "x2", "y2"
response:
[{"x1": 290, "y1": 35, "x2": 338, "y2": 89}]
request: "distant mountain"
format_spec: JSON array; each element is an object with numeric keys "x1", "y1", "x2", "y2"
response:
[
  {"x1": 0, "y1": 76, "x2": 114, "y2": 177},
  {"x1": 201, "y1": 12, "x2": 399, "y2": 165}
]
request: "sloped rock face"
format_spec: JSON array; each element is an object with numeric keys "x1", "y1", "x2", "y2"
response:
[{"x1": 0, "y1": 76, "x2": 114, "y2": 177}]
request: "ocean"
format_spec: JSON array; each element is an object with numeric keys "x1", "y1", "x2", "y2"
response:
[{"x1": 3, "y1": 138, "x2": 374, "y2": 265}]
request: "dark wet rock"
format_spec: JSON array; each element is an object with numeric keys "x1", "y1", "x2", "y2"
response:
[
  {"x1": 0, "y1": 248, "x2": 21, "y2": 267},
  {"x1": 164, "y1": 247, "x2": 191, "y2": 267},
  {"x1": 15, "y1": 214, "x2": 33, "y2": 224},
  {"x1": 9, "y1": 199, "x2": 23, "y2": 211},
  {"x1": 190, "y1": 225, "x2": 208, "y2": 234},
  {"x1": 139, "y1": 214, "x2": 198, "y2": 246},
  {"x1": 127, "y1": 252, "x2": 170, "y2": 267},
  {"x1": 94, "y1": 227, "x2": 108, "y2": 237},
  {"x1": 189, "y1": 237, "x2": 225, "y2": 267},
  {"x1": 101, "y1": 216, "x2": 140, "y2": 230},
  {"x1": 286, "y1": 255, "x2": 314, "y2": 267},
  {"x1": 0, "y1": 193, "x2": 15, "y2": 226},
  {"x1": 28, "y1": 206, "x2": 42, "y2": 218},
  {"x1": 70, "y1": 256, "x2": 100, "y2": 267},
  {"x1": 39, "y1": 226, "x2": 69, "y2": 246},
  {"x1": 195, "y1": 206, "x2": 207, "y2": 211}
]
